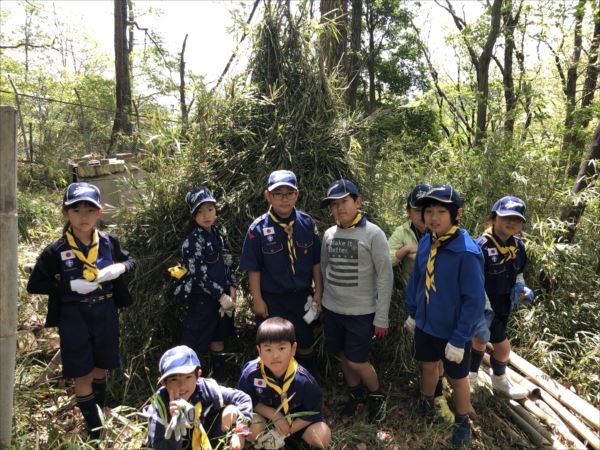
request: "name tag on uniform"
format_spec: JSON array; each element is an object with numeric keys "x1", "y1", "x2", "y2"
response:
[
  {"x1": 254, "y1": 378, "x2": 266, "y2": 387},
  {"x1": 263, "y1": 227, "x2": 275, "y2": 236},
  {"x1": 61, "y1": 250, "x2": 76, "y2": 260},
  {"x1": 487, "y1": 248, "x2": 498, "y2": 256}
]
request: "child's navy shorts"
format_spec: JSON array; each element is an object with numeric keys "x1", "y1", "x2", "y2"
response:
[
  {"x1": 181, "y1": 294, "x2": 234, "y2": 355},
  {"x1": 489, "y1": 294, "x2": 512, "y2": 343},
  {"x1": 261, "y1": 290, "x2": 314, "y2": 350},
  {"x1": 322, "y1": 308, "x2": 374, "y2": 363},
  {"x1": 412, "y1": 327, "x2": 471, "y2": 379},
  {"x1": 58, "y1": 299, "x2": 120, "y2": 378}
]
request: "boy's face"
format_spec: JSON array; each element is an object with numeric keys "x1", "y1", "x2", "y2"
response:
[
  {"x1": 408, "y1": 207, "x2": 427, "y2": 233},
  {"x1": 64, "y1": 202, "x2": 102, "y2": 235},
  {"x1": 162, "y1": 370, "x2": 200, "y2": 402},
  {"x1": 423, "y1": 204, "x2": 461, "y2": 235},
  {"x1": 329, "y1": 195, "x2": 362, "y2": 228},
  {"x1": 257, "y1": 340, "x2": 297, "y2": 378},
  {"x1": 265, "y1": 187, "x2": 298, "y2": 218},
  {"x1": 492, "y1": 215, "x2": 523, "y2": 241},
  {"x1": 194, "y1": 202, "x2": 217, "y2": 230}
]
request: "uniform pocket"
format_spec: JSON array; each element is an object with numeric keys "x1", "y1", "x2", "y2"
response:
[{"x1": 262, "y1": 243, "x2": 284, "y2": 255}]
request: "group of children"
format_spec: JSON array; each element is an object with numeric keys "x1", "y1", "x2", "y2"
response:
[{"x1": 27, "y1": 170, "x2": 534, "y2": 448}]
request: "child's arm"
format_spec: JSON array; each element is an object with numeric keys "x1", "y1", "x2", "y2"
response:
[
  {"x1": 248, "y1": 271, "x2": 268, "y2": 317},
  {"x1": 312, "y1": 264, "x2": 323, "y2": 308},
  {"x1": 221, "y1": 230, "x2": 238, "y2": 296},
  {"x1": 254, "y1": 403, "x2": 291, "y2": 437},
  {"x1": 405, "y1": 257, "x2": 420, "y2": 320},
  {"x1": 451, "y1": 252, "x2": 485, "y2": 348},
  {"x1": 146, "y1": 394, "x2": 183, "y2": 450},
  {"x1": 109, "y1": 234, "x2": 137, "y2": 272},
  {"x1": 388, "y1": 226, "x2": 416, "y2": 266},
  {"x1": 27, "y1": 245, "x2": 70, "y2": 296},
  {"x1": 372, "y1": 229, "x2": 394, "y2": 333},
  {"x1": 182, "y1": 232, "x2": 226, "y2": 300}
]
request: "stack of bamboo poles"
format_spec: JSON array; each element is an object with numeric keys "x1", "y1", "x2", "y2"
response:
[{"x1": 475, "y1": 350, "x2": 599, "y2": 449}]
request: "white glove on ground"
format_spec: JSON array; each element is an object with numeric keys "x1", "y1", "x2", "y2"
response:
[
  {"x1": 70, "y1": 279, "x2": 99, "y2": 295},
  {"x1": 444, "y1": 343, "x2": 465, "y2": 364},
  {"x1": 95, "y1": 263, "x2": 126, "y2": 283},
  {"x1": 255, "y1": 429, "x2": 286, "y2": 450},
  {"x1": 218, "y1": 294, "x2": 235, "y2": 317},
  {"x1": 403, "y1": 316, "x2": 416, "y2": 335}
]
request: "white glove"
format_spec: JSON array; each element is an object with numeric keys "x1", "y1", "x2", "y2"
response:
[
  {"x1": 403, "y1": 316, "x2": 415, "y2": 335},
  {"x1": 218, "y1": 294, "x2": 235, "y2": 318},
  {"x1": 255, "y1": 429, "x2": 286, "y2": 450},
  {"x1": 95, "y1": 263, "x2": 126, "y2": 283},
  {"x1": 304, "y1": 295, "x2": 313, "y2": 311},
  {"x1": 165, "y1": 399, "x2": 195, "y2": 441},
  {"x1": 70, "y1": 279, "x2": 99, "y2": 295},
  {"x1": 444, "y1": 343, "x2": 465, "y2": 364}
]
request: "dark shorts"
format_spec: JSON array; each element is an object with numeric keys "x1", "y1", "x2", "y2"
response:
[
  {"x1": 489, "y1": 294, "x2": 512, "y2": 343},
  {"x1": 59, "y1": 299, "x2": 120, "y2": 378},
  {"x1": 260, "y1": 291, "x2": 314, "y2": 350},
  {"x1": 181, "y1": 294, "x2": 234, "y2": 355},
  {"x1": 322, "y1": 308, "x2": 374, "y2": 363},
  {"x1": 412, "y1": 327, "x2": 471, "y2": 379}
]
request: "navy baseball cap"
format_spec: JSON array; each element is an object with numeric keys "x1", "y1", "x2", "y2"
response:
[
  {"x1": 491, "y1": 196, "x2": 526, "y2": 221},
  {"x1": 63, "y1": 182, "x2": 101, "y2": 208},
  {"x1": 158, "y1": 345, "x2": 201, "y2": 382},
  {"x1": 267, "y1": 170, "x2": 298, "y2": 192},
  {"x1": 407, "y1": 183, "x2": 431, "y2": 208},
  {"x1": 320, "y1": 179, "x2": 360, "y2": 208},
  {"x1": 415, "y1": 184, "x2": 463, "y2": 208},
  {"x1": 186, "y1": 187, "x2": 216, "y2": 215}
]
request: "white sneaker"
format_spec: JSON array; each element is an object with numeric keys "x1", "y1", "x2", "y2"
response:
[
  {"x1": 468, "y1": 372, "x2": 478, "y2": 392},
  {"x1": 491, "y1": 373, "x2": 527, "y2": 399}
]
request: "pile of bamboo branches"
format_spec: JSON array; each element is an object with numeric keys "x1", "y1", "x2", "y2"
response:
[{"x1": 475, "y1": 349, "x2": 599, "y2": 449}]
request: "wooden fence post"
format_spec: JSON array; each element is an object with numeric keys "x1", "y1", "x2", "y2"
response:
[{"x1": 0, "y1": 106, "x2": 18, "y2": 447}]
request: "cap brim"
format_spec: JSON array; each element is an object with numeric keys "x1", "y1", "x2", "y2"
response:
[
  {"x1": 191, "y1": 199, "x2": 216, "y2": 214},
  {"x1": 496, "y1": 210, "x2": 526, "y2": 221},
  {"x1": 320, "y1": 192, "x2": 351, "y2": 208},
  {"x1": 158, "y1": 365, "x2": 199, "y2": 383},
  {"x1": 268, "y1": 182, "x2": 298, "y2": 192},
  {"x1": 63, "y1": 198, "x2": 102, "y2": 209}
]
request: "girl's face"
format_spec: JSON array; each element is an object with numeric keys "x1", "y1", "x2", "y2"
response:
[
  {"x1": 265, "y1": 187, "x2": 298, "y2": 218},
  {"x1": 64, "y1": 202, "x2": 102, "y2": 237},
  {"x1": 408, "y1": 207, "x2": 427, "y2": 233},
  {"x1": 329, "y1": 195, "x2": 362, "y2": 228},
  {"x1": 492, "y1": 215, "x2": 524, "y2": 241},
  {"x1": 194, "y1": 202, "x2": 217, "y2": 230}
]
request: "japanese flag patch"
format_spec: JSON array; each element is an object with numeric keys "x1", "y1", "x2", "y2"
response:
[
  {"x1": 487, "y1": 248, "x2": 498, "y2": 256},
  {"x1": 254, "y1": 378, "x2": 266, "y2": 388},
  {"x1": 263, "y1": 227, "x2": 275, "y2": 236},
  {"x1": 61, "y1": 250, "x2": 76, "y2": 260}
]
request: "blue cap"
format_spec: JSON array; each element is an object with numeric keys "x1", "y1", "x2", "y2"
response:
[
  {"x1": 63, "y1": 182, "x2": 101, "y2": 208},
  {"x1": 320, "y1": 179, "x2": 360, "y2": 208},
  {"x1": 158, "y1": 345, "x2": 201, "y2": 382},
  {"x1": 267, "y1": 170, "x2": 298, "y2": 192},
  {"x1": 415, "y1": 184, "x2": 463, "y2": 208},
  {"x1": 491, "y1": 196, "x2": 526, "y2": 221},
  {"x1": 186, "y1": 187, "x2": 216, "y2": 215},
  {"x1": 407, "y1": 183, "x2": 431, "y2": 208}
]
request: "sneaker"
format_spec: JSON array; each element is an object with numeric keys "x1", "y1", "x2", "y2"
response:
[
  {"x1": 491, "y1": 373, "x2": 527, "y2": 399},
  {"x1": 452, "y1": 417, "x2": 472, "y2": 446},
  {"x1": 434, "y1": 396, "x2": 454, "y2": 423},
  {"x1": 340, "y1": 387, "x2": 365, "y2": 418},
  {"x1": 415, "y1": 397, "x2": 435, "y2": 418},
  {"x1": 367, "y1": 391, "x2": 386, "y2": 423},
  {"x1": 468, "y1": 372, "x2": 478, "y2": 392}
]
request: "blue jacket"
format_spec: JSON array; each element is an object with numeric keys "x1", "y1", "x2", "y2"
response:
[{"x1": 405, "y1": 228, "x2": 485, "y2": 348}]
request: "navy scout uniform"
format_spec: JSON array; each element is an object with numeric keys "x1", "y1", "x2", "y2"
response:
[
  {"x1": 475, "y1": 231, "x2": 527, "y2": 343},
  {"x1": 175, "y1": 224, "x2": 237, "y2": 355},
  {"x1": 239, "y1": 209, "x2": 321, "y2": 348},
  {"x1": 27, "y1": 230, "x2": 136, "y2": 377}
]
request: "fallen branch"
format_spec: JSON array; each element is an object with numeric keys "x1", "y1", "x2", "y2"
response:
[{"x1": 30, "y1": 349, "x2": 61, "y2": 388}]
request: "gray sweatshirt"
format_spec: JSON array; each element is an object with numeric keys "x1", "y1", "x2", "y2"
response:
[{"x1": 321, "y1": 220, "x2": 393, "y2": 328}]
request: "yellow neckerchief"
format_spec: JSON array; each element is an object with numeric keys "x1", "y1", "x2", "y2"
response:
[
  {"x1": 482, "y1": 226, "x2": 517, "y2": 264},
  {"x1": 65, "y1": 226, "x2": 100, "y2": 281},
  {"x1": 425, "y1": 226, "x2": 459, "y2": 304},
  {"x1": 191, "y1": 402, "x2": 212, "y2": 450},
  {"x1": 268, "y1": 207, "x2": 297, "y2": 274},
  {"x1": 259, "y1": 357, "x2": 298, "y2": 425},
  {"x1": 336, "y1": 212, "x2": 363, "y2": 229}
]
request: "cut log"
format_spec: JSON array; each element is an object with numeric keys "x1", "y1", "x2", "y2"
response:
[{"x1": 535, "y1": 399, "x2": 589, "y2": 450}]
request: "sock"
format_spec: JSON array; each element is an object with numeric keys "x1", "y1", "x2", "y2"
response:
[
  {"x1": 349, "y1": 383, "x2": 365, "y2": 400},
  {"x1": 92, "y1": 377, "x2": 107, "y2": 408},
  {"x1": 211, "y1": 351, "x2": 226, "y2": 383},
  {"x1": 296, "y1": 352, "x2": 317, "y2": 377},
  {"x1": 76, "y1": 393, "x2": 102, "y2": 439},
  {"x1": 490, "y1": 354, "x2": 507, "y2": 376},
  {"x1": 470, "y1": 349, "x2": 485, "y2": 373},
  {"x1": 454, "y1": 413, "x2": 469, "y2": 426},
  {"x1": 434, "y1": 376, "x2": 444, "y2": 398}
]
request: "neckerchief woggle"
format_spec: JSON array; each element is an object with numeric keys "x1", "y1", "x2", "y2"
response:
[
  {"x1": 268, "y1": 207, "x2": 297, "y2": 274},
  {"x1": 65, "y1": 226, "x2": 100, "y2": 281},
  {"x1": 259, "y1": 357, "x2": 298, "y2": 425},
  {"x1": 336, "y1": 212, "x2": 363, "y2": 229},
  {"x1": 425, "y1": 226, "x2": 459, "y2": 304},
  {"x1": 482, "y1": 226, "x2": 517, "y2": 264}
]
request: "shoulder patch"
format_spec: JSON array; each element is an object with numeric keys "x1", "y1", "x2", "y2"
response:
[
  {"x1": 475, "y1": 236, "x2": 487, "y2": 247},
  {"x1": 249, "y1": 213, "x2": 268, "y2": 231}
]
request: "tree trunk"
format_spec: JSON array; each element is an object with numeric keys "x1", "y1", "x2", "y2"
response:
[
  {"x1": 110, "y1": 0, "x2": 133, "y2": 154},
  {"x1": 345, "y1": 0, "x2": 361, "y2": 110},
  {"x1": 320, "y1": 0, "x2": 348, "y2": 74},
  {"x1": 366, "y1": 2, "x2": 376, "y2": 113},
  {"x1": 502, "y1": 0, "x2": 519, "y2": 133},
  {"x1": 179, "y1": 34, "x2": 189, "y2": 138}
]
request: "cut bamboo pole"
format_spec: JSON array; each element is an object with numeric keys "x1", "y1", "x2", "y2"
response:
[
  {"x1": 490, "y1": 411, "x2": 529, "y2": 447},
  {"x1": 535, "y1": 399, "x2": 588, "y2": 450},
  {"x1": 504, "y1": 403, "x2": 553, "y2": 448},
  {"x1": 509, "y1": 400, "x2": 563, "y2": 449},
  {"x1": 520, "y1": 398, "x2": 568, "y2": 447},
  {"x1": 508, "y1": 351, "x2": 599, "y2": 431}
]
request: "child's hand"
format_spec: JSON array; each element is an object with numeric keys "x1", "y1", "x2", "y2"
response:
[
  {"x1": 253, "y1": 298, "x2": 269, "y2": 318},
  {"x1": 403, "y1": 316, "x2": 415, "y2": 334},
  {"x1": 404, "y1": 244, "x2": 418, "y2": 255},
  {"x1": 70, "y1": 279, "x2": 99, "y2": 294},
  {"x1": 229, "y1": 287, "x2": 237, "y2": 303},
  {"x1": 229, "y1": 433, "x2": 245, "y2": 450},
  {"x1": 373, "y1": 326, "x2": 389, "y2": 338},
  {"x1": 272, "y1": 414, "x2": 290, "y2": 437},
  {"x1": 95, "y1": 263, "x2": 126, "y2": 283}
]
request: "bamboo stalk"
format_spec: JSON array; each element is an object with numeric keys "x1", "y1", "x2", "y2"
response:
[
  {"x1": 509, "y1": 400, "x2": 563, "y2": 448},
  {"x1": 490, "y1": 411, "x2": 529, "y2": 447},
  {"x1": 535, "y1": 399, "x2": 589, "y2": 450},
  {"x1": 508, "y1": 351, "x2": 599, "y2": 431},
  {"x1": 504, "y1": 403, "x2": 553, "y2": 448}
]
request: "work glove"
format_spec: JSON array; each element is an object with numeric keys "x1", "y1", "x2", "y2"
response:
[
  {"x1": 95, "y1": 263, "x2": 126, "y2": 283},
  {"x1": 218, "y1": 294, "x2": 235, "y2": 318},
  {"x1": 302, "y1": 295, "x2": 318, "y2": 324},
  {"x1": 168, "y1": 263, "x2": 188, "y2": 280},
  {"x1": 444, "y1": 343, "x2": 464, "y2": 364},
  {"x1": 403, "y1": 316, "x2": 416, "y2": 335},
  {"x1": 255, "y1": 429, "x2": 286, "y2": 450},
  {"x1": 70, "y1": 279, "x2": 99, "y2": 295},
  {"x1": 511, "y1": 282, "x2": 534, "y2": 305},
  {"x1": 164, "y1": 398, "x2": 195, "y2": 441}
]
